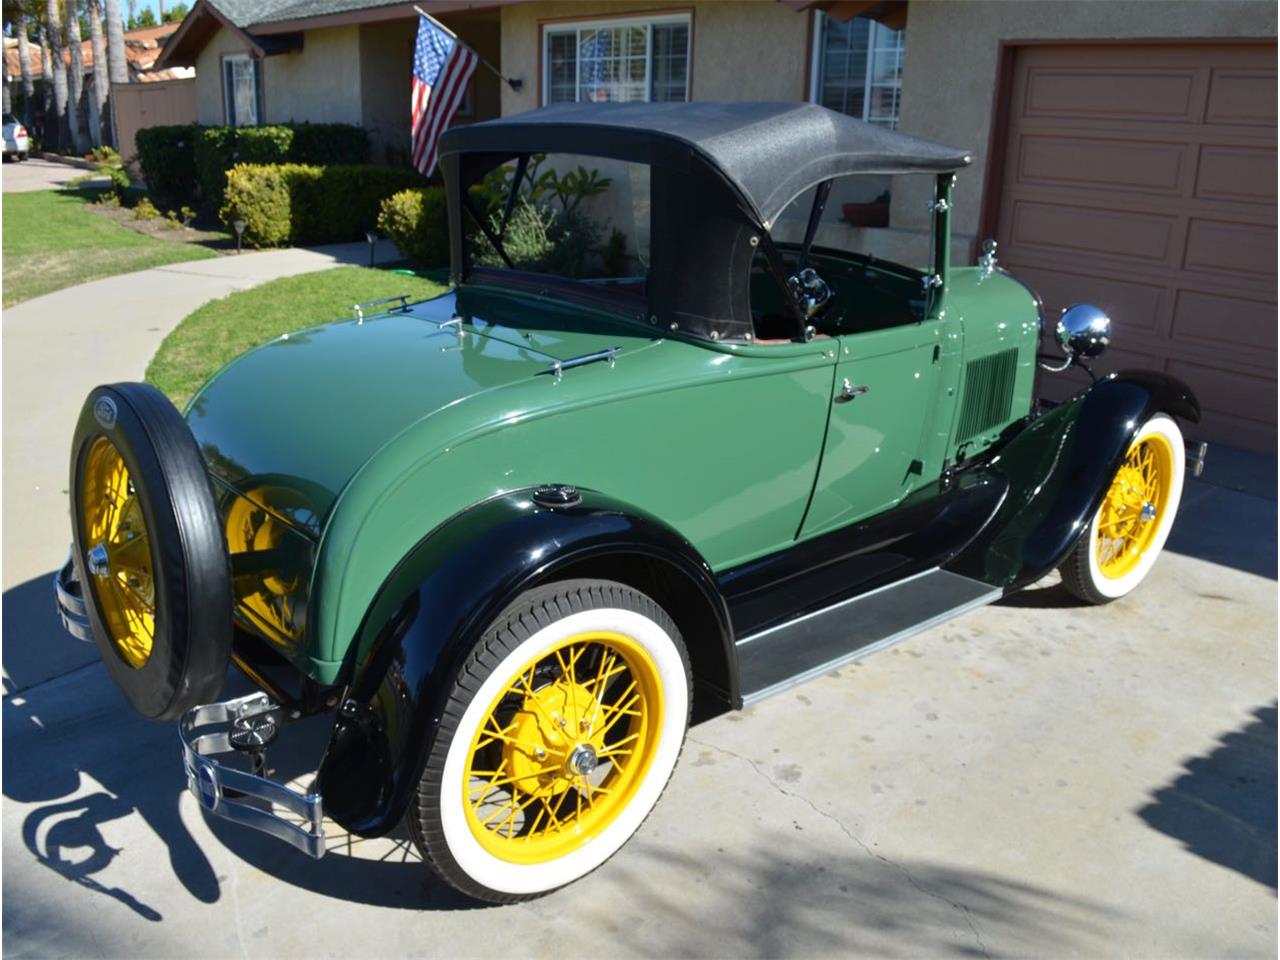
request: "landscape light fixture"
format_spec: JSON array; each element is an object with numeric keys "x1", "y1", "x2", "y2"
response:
[
  {"x1": 232, "y1": 219, "x2": 246, "y2": 255},
  {"x1": 365, "y1": 229, "x2": 378, "y2": 268}
]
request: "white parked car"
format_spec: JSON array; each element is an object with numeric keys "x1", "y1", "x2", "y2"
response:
[{"x1": 3, "y1": 114, "x2": 29, "y2": 161}]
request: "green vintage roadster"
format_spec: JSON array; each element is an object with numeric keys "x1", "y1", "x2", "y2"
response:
[{"x1": 56, "y1": 102, "x2": 1205, "y2": 903}]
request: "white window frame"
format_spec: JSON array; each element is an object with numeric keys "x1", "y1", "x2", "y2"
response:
[
  {"x1": 222, "y1": 53, "x2": 260, "y2": 127},
  {"x1": 541, "y1": 12, "x2": 692, "y2": 107},
  {"x1": 808, "y1": 12, "x2": 904, "y2": 129}
]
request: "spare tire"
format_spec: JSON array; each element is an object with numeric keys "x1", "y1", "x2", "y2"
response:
[{"x1": 69, "y1": 383, "x2": 232, "y2": 720}]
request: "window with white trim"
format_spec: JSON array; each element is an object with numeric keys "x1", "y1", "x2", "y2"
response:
[
  {"x1": 543, "y1": 14, "x2": 690, "y2": 105},
  {"x1": 810, "y1": 14, "x2": 903, "y2": 129},
  {"x1": 223, "y1": 54, "x2": 260, "y2": 127}
]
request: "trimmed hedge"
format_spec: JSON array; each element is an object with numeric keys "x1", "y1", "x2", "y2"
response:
[
  {"x1": 222, "y1": 163, "x2": 422, "y2": 247},
  {"x1": 376, "y1": 188, "x2": 449, "y2": 268},
  {"x1": 134, "y1": 124, "x2": 201, "y2": 207},
  {"x1": 135, "y1": 122, "x2": 373, "y2": 209}
]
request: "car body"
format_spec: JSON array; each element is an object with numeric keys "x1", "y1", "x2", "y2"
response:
[
  {"x1": 3, "y1": 113, "x2": 29, "y2": 161},
  {"x1": 56, "y1": 101, "x2": 1202, "y2": 903}
]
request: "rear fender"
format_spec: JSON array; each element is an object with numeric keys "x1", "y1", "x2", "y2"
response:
[
  {"x1": 315, "y1": 488, "x2": 733, "y2": 836},
  {"x1": 946, "y1": 370, "x2": 1199, "y2": 588}
]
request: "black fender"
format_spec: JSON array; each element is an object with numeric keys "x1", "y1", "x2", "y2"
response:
[
  {"x1": 314, "y1": 488, "x2": 734, "y2": 837},
  {"x1": 946, "y1": 370, "x2": 1199, "y2": 589}
]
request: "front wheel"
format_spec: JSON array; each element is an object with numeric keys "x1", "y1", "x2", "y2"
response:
[
  {"x1": 1060, "y1": 413, "x2": 1186, "y2": 604},
  {"x1": 409, "y1": 579, "x2": 691, "y2": 903}
]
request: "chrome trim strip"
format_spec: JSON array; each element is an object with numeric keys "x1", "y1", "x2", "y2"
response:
[
  {"x1": 180, "y1": 692, "x2": 326, "y2": 859},
  {"x1": 1186, "y1": 439, "x2": 1208, "y2": 479},
  {"x1": 735, "y1": 566, "x2": 942, "y2": 649},
  {"x1": 741, "y1": 583, "x2": 1000, "y2": 706}
]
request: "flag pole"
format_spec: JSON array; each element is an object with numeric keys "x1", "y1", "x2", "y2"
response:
[{"x1": 413, "y1": 5, "x2": 524, "y2": 91}]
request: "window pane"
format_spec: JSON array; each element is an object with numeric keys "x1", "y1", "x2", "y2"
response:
[
  {"x1": 651, "y1": 23, "x2": 688, "y2": 102},
  {"x1": 547, "y1": 30, "x2": 577, "y2": 103},
  {"x1": 226, "y1": 58, "x2": 257, "y2": 127},
  {"x1": 815, "y1": 15, "x2": 901, "y2": 128}
]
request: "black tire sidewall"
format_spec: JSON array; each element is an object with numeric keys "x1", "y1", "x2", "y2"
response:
[{"x1": 70, "y1": 383, "x2": 232, "y2": 720}]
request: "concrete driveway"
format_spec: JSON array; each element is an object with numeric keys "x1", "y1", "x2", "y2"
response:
[
  {"x1": 1, "y1": 156, "x2": 106, "y2": 193},
  {"x1": 3, "y1": 259, "x2": 1275, "y2": 956}
]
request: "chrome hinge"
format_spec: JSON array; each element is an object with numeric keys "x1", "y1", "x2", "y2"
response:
[
  {"x1": 548, "y1": 346, "x2": 619, "y2": 381},
  {"x1": 352, "y1": 294, "x2": 411, "y2": 324},
  {"x1": 921, "y1": 274, "x2": 943, "y2": 291},
  {"x1": 927, "y1": 198, "x2": 950, "y2": 213}
]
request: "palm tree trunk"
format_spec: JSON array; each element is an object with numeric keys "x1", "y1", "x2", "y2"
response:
[
  {"x1": 16, "y1": 13, "x2": 37, "y2": 128},
  {"x1": 87, "y1": 0, "x2": 109, "y2": 147},
  {"x1": 66, "y1": 0, "x2": 89, "y2": 154},
  {"x1": 45, "y1": 0, "x2": 71, "y2": 149},
  {"x1": 39, "y1": 26, "x2": 55, "y2": 146},
  {"x1": 104, "y1": 0, "x2": 127, "y2": 148}
]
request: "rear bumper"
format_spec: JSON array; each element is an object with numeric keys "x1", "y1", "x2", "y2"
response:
[
  {"x1": 54, "y1": 556, "x2": 93, "y2": 642},
  {"x1": 180, "y1": 692, "x2": 327, "y2": 859}
]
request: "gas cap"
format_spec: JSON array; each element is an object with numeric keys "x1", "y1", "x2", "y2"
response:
[{"x1": 532, "y1": 484, "x2": 581, "y2": 508}]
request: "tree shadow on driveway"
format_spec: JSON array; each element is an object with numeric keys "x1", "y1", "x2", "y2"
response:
[{"x1": 1137, "y1": 702, "x2": 1277, "y2": 890}]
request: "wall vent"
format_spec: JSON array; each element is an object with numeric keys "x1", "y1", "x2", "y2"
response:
[{"x1": 957, "y1": 348, "x2": 1018, "y2": 443}]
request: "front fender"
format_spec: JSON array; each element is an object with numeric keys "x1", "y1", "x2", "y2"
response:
[
  {"x1": 946, "y1": 370, "x2": 1199, "y2": 588},
  {"x1": 314, "y1": 488, "x2": 732, "y2": 837}
]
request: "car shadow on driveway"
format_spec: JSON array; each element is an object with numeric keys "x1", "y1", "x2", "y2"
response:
[
  {"x1": 4, "y1": 570, "x2": 221, "y2": 922},
  {"x1": 1137, "y1": 702, "x2": 1277, "y2": 890}
]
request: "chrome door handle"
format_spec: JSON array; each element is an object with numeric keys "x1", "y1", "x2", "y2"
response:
[{"x1": 835, "y1": 378, "x2": 869, "y2": 403}]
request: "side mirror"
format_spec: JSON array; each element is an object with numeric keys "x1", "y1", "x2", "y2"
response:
[{"x1": 1056, "y1": 303, "x2": 1111, "y2": 360}]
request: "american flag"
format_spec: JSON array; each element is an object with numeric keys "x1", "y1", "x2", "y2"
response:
[
  {"x1": 579, "y1": 30, "x2": 612, "y2": 102},
  {"x1": 411, "y1": 13, "x2": 478, "y2": 177}
]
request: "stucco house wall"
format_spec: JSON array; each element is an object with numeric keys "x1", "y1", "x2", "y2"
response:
[
  {"x1": 498, "y1": 0, "x2": 809, "y2": 117},
  {"x1": 193, "y1": 23, "x2": 363, "y2": 127}
]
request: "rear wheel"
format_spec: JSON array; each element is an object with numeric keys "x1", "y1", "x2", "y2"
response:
[
  {"x1": 409, "y1": 579, "x2": 691, "y2": 903},
  {"x1": 70, "y1": 383, "x2": 232, "y2": 719},
  {"x1": 1060, "y1": 413, "x2": 1185, "y2": 604}
]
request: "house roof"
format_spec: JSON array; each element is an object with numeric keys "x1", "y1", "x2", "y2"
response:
[
  {"x1": 3, "y1": 23, "x2": 184, "y2": 81},
  {"x1": 442, "y1": 101, "x2": 972, "y2": 227}
]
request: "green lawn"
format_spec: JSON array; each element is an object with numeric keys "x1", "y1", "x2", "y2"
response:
[
  {"x1": 147, "y1": 266, "x2": 446, "y2": 408},
  {"x1": 2, "y1": 189, "x2": 217, "y2": 307}
]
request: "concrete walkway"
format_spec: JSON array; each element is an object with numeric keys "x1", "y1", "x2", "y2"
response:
[
  {"x1": 1, "y1": 156, "x2": 106, "y2": 193},
  {"x1": 2, "y1": 241, "x2": 400, "y2": 689},
  {"x1": 2, "y1": 253, "x2": 1275, "y2": 957}
]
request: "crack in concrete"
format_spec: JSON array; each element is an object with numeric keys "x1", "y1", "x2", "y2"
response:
[
  {"x1": 689, "y1": 735, "x2": 990, "y2": 959},
  {"x1": 4, "y1": 658, "x2": 101, "y2": 698}
]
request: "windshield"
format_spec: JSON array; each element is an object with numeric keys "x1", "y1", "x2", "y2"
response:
[{"x1": 461, "y1": 153, "x2": 651, "y2": 301}]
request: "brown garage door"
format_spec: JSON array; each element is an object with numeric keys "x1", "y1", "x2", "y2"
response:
[{"x1": 992, "y1": 42, "x2": 1276, "y2": 452}]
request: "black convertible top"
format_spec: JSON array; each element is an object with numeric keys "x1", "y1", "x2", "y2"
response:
[{"x1": 440, "y1": 100, "x2": 972, "y2": 226}]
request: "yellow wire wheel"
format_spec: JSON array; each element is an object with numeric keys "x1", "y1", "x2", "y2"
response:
[
  {"x1": 413, "y1": 580, "x2": 691, "y2": 903},
  {"x1": 79, "y1": 436, "x2": 157, "y2": 669},
  {"x1": 1060, "y1": 413, "x2": 1185, "y2": 604}
]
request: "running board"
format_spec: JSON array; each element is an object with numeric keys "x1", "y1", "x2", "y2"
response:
[{"x1": 737, "y1": 568, "x2": 999, "y2": 705}]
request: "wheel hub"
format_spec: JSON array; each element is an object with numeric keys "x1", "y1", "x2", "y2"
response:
[
  {"x1": 501, "y1": 675, "x2": 606, "y2": 798},
  {"x1": 86, "y1": 542, "x2": 110, "y2": 579},
  {"x1": 567, "y1": 743, "x2": 599, "y2": 776}
]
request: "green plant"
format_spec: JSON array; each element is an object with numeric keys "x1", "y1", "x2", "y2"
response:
[
  {"x1": 133, "y1": 197, "x2": 161, "y2": 220},
  {"x1": 221, "y1": 163, "x2": 422, "y2": 248},
  {"x1": 91, "y1": 145, "x2": 120, "y2": 163},
  {"x1": 100, "y1": 162, "x2": 132, "y2": 202},
  {"x1": 376, "y1": 188, "x2": 449, "y2": 268},
  {"x1": 95, "y1": 191, "x2": 121, "y2": 209},
  {"x1": 195, "y1": 125, "x2": 292, "y2": 210},
  {"x1": 135, "y1": 124, "x2": 202, "y2": 207},
  {"x1": 179, "y1": 205, "x2": 197, "y2": 227},
  {"x1": 470, "y1": 154, "x2": 612, "y2": 218},
  {"x1": 289, "y1": 123, "x2": 371, "y2": 166},
  {"x1": 470, "y1": 199, "x2": 602, "y2": 277},
  {"x1": 601, "y1": 228, "x2": 629, "y2": 277}
]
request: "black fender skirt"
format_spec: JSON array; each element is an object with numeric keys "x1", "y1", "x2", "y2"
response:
[
  {"x1": 314, "y1": 488, "x2": 732, "y2": 837},
  {"x1": 946, "y1": 369, "x2": 1199, "y2": 589}
]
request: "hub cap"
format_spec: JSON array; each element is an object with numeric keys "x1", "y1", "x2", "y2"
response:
[
  {"x1": 463, "y1": 631, "x2": 664, "y2": 865},
  {"x1": 1095, "y1": 433, "x2": 1174, "y2": 580},
  {"x1": 79, "y1": 437, "x2": 156, "y2": 668}
]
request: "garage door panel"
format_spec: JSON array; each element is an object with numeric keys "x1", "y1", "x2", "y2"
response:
[
  {"x1": 1025, "y1": 67, "x2": 1198, "y2": 121},
  {"x1": 1172, "y1": 289, "x2": 1277, "y2": 354},
  {"x1": 1195, "y1": 144, "x2": 1277, "y2": 203},
  {"x1": 1011, "y1": 200, "x2": 1175, "y2": 264},
  {"x1": 996, "y1": 42, "x2": 1276, "y2": 451},
  {"x1": 1205, "y1": 68, "x2": 1278, "y2": 126},
  {"x1": 1018, "y1": 134, "x2": 1186, "y2": 194},
  {"x1": 1008, "y1": 265, "x2": 1165, "y2": 336},
  {"x1": 1183, "y1": 218, "x2": 1277, "y2": 278}
]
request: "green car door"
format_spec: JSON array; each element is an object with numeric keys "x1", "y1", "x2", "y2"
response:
[{"x1": 799, "y1": 316, "x2": 953, "y2": 539}]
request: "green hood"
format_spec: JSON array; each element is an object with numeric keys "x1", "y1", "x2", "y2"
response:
[{"x1": 186, "y1": 287, "x2": 641, "y2": 536}]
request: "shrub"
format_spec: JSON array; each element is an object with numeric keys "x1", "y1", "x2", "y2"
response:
[
  {"x1": 376, "y1": 188, "x2": 449, "y2": 267},
  {"x1": 195, "y1": 125, "x2": 292, "y2": 209},
  {"x1": 221, "y1": 163, "x2": 422, "y2": 248},
  {"x1": 102, "y1": 162, "x2": 131, "y2": 200},
  {"x1": 289, "y1": 123, "x2": 371, "y2": 166},
  {"x1": 135, "y1": 123, "x2": 201, "y2": 206},
  {"x1": 470, "y1": 199, "x2": 602, "y2": 277},
  {"x1": 133, "y1": 197, "x2": 161, "y2": 220}
]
